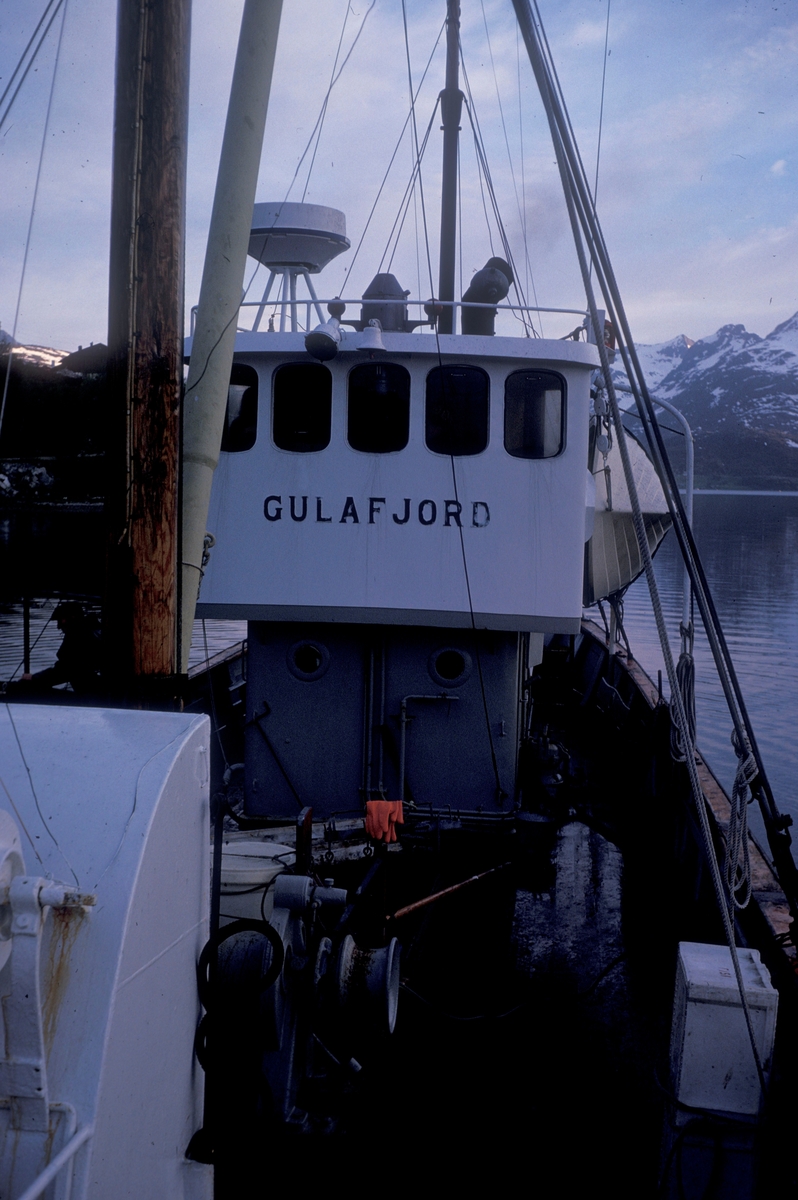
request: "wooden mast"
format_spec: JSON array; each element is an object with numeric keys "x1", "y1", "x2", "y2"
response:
[{"x1": 104, "y1": 0, "x2": 191, "y2": 698}]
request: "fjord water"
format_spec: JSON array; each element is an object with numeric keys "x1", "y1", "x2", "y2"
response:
[{"x1": 618, "y1": 493, "x2": 798, "y2": 835}]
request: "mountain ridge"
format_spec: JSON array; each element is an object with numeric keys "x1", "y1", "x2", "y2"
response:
[{"x1": 612, "y1": 312, "x2": 798, "y2": 488}]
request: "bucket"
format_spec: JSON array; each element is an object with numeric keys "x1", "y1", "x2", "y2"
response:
[{"x1": 218, "y1": 834, "x2": 295, "y2": 923}]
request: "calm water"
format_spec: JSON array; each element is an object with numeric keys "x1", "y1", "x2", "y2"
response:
[
  {"x1": 2, "y1": 495, "x2": 796, "y2": 836},
  {"x1": 618, "y1": 493, "x2": 798, "y2": 837}
]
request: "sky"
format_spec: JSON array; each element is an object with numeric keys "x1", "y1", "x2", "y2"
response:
[{"x1": 1, "y1": 0, "x2": 797, "y2": 353}]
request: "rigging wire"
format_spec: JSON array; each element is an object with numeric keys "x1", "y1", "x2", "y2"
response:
[
  {"x1": 588, "y1": 0, "x2": 611, "y2": 283},
  {"x1": 398, "y1": 3, "x2": 504, "y2": 802},
  {"x1": 458, "y1": 57, "x2": 534, "y2": 336},
  {"x1": 593, "y1": 0, "x2": 612, "y2": 210},
  {"x1": 512, "y1": 0, "x2": 772, "y2": 1094},
  {"x1": 0, "y1": 0, "x2": 63, "y2": 134},
  {"x1": 478, "y1": 0, "x2": 540, "y2": 333},
  {"x1": 300, "y1": 0, "x2": 352, "y2": 203},
  {"x1": 242, "y1": 0, "x2": 377, "y2": 310},
  {"x1": 399, "y1": 0, "x2": 436, "y2": 301},
  {"x1": 516, "y1": 23, "x2": 536, "y2": 331},
  {"x1": 384, "y1": 103, "x2": 439, "y2": 274},
  {"x1": 0, "y1": 0, "x2": 69, "y2": 444},
  {"x1": 342, "y1": 18, "x2": 445, "y2": 294},
  {"x1": 524, "y1": 0, "x2": 794, "y2": 881}
]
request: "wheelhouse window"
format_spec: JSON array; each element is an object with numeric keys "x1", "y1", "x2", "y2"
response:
[
  {"x1": 504, "y1": 369, "x2": 565, "y2": 459},
  {"x1": 273, "y1": 363, "x2": 332, "y2": 452},
  {"x1": 347, "y1": 363, "x2": 410, "y2": 453},
  {"x1": 425, "y1": 365, "x2": 489, "y2": 456},
  {"x1": 221, "y1": 364, "x2": 259, "y2": 452}
]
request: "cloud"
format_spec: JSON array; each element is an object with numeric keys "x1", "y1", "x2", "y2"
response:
[{"x1": 2, "y1": 0, "x2": 798, "y2": 350}]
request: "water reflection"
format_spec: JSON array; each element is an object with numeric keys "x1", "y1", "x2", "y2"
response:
[{"x1": 617, "y1": 494, "x2": 798, "y2": 833}]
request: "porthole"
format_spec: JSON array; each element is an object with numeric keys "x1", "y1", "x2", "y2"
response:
[
  {"x1": 428, "y1": 647, "x2": 472, "y2": 688},
  {"x1": 287, "y1": 640, "x2": 330, "y2": 682}
]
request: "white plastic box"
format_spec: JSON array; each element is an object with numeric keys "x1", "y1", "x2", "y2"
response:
[{"x1": 670, "y1": 941, "x2": 778, "y2": 1116}]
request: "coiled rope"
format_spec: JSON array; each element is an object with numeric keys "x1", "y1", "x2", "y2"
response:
[{"x1": 726, "y1": 729, "x2": 757, "y2": 914}]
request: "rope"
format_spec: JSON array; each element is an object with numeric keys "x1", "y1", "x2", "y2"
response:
[
  {"x1": 512, "y1": 0, "x2": 769, "y2": 1095},
  {"x1": 726, "y1": 729, "x2": 757, "y2": 913},
  {"x1": 0, "y1": 0, "x2": 69, "y2": 445},
  {"x1": 669, "y1": 626, "x2": 696, "y2": 762}
]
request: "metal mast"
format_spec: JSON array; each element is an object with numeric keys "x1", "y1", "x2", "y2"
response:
[
  {"x1": 437, "y1": 0, "x2": 462, "y2": 335},
  {"x1": 180, "y1": 0, "x2": 284, "y2": 672},
  {"x1": 104, "y1": 0, "x2": 191, "y2": 698}
]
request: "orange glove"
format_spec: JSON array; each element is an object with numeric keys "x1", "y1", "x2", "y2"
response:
[{"x1": 364, "y1": 800, "x2": 404, "y2": 843}]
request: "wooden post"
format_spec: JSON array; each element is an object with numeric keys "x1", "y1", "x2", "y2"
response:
[{"x1": 104, "y1": 0, "x2": 191, "y2": 697}]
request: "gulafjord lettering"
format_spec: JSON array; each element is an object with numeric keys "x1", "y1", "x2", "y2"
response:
[{"x1": 263, "y1": 495, "x2": 490, "y2": 527}]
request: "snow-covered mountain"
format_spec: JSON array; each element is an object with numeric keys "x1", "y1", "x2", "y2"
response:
[{"x1": 612, "y1": 313, "x2": 798, "y2": 487}]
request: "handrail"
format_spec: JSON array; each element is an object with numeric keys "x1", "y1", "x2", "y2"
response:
[
  {"x1": 17, "y1": 1124, "x2": 94, "y2": 1200},
  {"x1": 189, "y1": 297, "x2": 589, "y2": 336}
]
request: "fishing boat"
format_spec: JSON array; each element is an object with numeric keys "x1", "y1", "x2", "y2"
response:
[{"x1": 1, "y1": 1, "x2": 796, "y2": 1196}]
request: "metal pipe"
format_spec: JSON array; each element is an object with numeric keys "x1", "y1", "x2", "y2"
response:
[
  {"x1": 235, "y1": 297, "x2": 590, "y2": 316},
  {"x1": 23, "y1": 596, "x2": 30, "y2": 675},
  {"x1": 17, "y1": 1124, "x2": 94, "y2": 1200},
  {"x1": 378, "y1": 637, "x2": 386, "y2": 797},
  {"x1": 366, "y1": 648, "x2": 374, "y2": 800},
  {"x1": 252, "y1": 270, "x2": 276, "y2": 330},
  {"x1": 289, "y1": 270, "x2": 298, "y2": 332},
  {"x1": 437, "y1": 0, "x2": 462, "y2": 335},
  {"x1": 399, "y1": 694, "x2": 457, "y2": 805},
  {"x1": 278, "y1": 270, "x2": 289, "y2": 332},
  {"x1": 302, "y1": 271, "x2": 326, "y2": 324},
  {"x1": 180, "y1": 0, "x2": 283, "y2": 672}
]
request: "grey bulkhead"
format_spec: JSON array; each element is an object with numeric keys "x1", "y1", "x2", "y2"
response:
[
  {"x1": 201, "y1": 338, "x2": 595, "y2": 819},
  {"x1": 245, "y1": 622, "x2": 523, "y2": 818}
]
